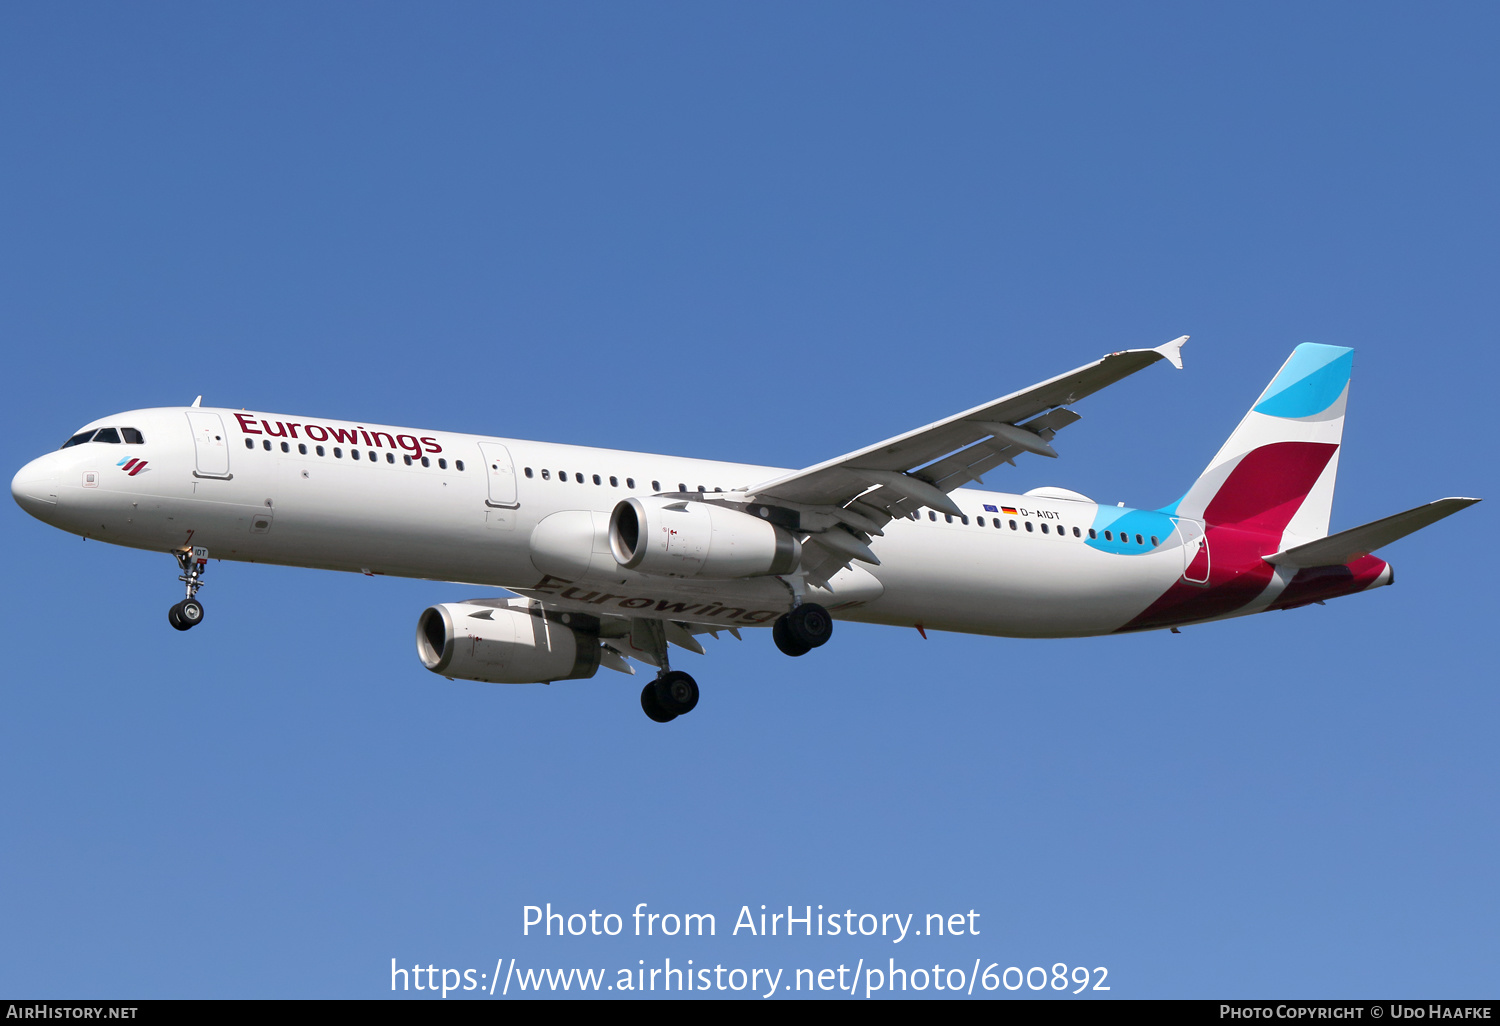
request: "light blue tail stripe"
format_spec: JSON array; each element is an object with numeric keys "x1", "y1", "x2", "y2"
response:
[{"x1": 1253, "y1": 344, "x2": 1353, "y2": 419}]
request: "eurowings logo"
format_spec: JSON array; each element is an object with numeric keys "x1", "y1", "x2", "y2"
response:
[{"x1": 117, "y1": 457, "x2": 149, "y2": 476}]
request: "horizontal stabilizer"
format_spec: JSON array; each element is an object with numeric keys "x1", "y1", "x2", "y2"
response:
[{"x1": 1265, "y1": 497, "x2": 1481, "y2": 569}]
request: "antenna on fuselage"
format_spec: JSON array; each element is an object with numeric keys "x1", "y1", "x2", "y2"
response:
[{"x1": 191, "y1": 396, "x2": 202, "y2": 407}]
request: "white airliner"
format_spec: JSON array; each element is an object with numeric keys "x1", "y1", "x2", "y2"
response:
[{"x1": 10, "y1": 338, "x2": 1479, "y2": 721}]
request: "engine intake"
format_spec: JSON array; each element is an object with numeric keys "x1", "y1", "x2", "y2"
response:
[
  {"x1": 416, "y1": 601, "x2": 600, "y2": 684},
  {"x1": 609, "y1": 496, "x2": 800, "y2": 579}
]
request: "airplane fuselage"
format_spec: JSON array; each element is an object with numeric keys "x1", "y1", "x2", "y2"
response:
[{"x1": 10, "y1": 405, "x2": 1391, "y2": 641}]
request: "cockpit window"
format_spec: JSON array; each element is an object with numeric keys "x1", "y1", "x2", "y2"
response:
[{"x1": 60, "y1": 426, "x2": 144, "y2": 449}]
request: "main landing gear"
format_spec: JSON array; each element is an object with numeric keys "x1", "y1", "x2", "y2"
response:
[
  {"x1": 632, "y1": 618, "x2": 701, "y2": 724},
  {"x1": 631, "y1": 602, "x2": 831, "y2": 722},
  {"x1": 772, "y1": 602, "x2": 833, "y2": 657},
  {"x1": 640, "y1": 670, "x2": 700, "y2": 723},
  {"x1": 168, "y1": 547, "x2": 209, "y2": 631}
]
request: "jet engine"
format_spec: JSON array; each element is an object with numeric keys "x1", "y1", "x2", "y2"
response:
[
  {"x1": 608, "y1": 496, "x2": 801, "y2": 579},
  {"x1": 416, "y1": 601, "x2": 600, "y2": 684}
]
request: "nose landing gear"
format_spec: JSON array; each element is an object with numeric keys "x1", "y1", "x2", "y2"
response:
[
  {"x1": 168, "y1": 598, "x2": 204, "y2": 631},
  {"x1": 772, "y1": 602, "x2": 832, "y2": 657},
  {"x1": 168, "y1": 547, "x2": 209, "y2": 631}
]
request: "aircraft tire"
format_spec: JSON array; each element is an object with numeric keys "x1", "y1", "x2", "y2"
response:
[
  {"x1": 168, "y1": 602, "x2": 192, "y2": 631},
  {"x1": 772, "y1": 615, "x2": 812, "y2": 657},
  {"x1": 640, "y1": 682, "x2": 677, "y2": 723},
  {"x1": 653, "y1": 671, "x2": 699, "y2": 716},
  {"x1": 179, "y1": 598, "x2": 204, "y2": 628},
  {"x1": 784, "y1": 603, "x2": 833, "y2": 650}
]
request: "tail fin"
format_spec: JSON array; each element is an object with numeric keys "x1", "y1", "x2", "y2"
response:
[{"x1": 1169, "y1": 343, "x2": 1353, "y2": 545}]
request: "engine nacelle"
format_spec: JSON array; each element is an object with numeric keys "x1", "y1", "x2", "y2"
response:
[
  {"x1": 416, "y1": 601, "x2": 600, "y2": 684},
  {"x1": 609, "y1": 496, "x2": 801, "y2": 579}
]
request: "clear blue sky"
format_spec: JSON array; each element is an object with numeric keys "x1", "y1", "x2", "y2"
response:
[{"x1": 2, "y1": 2, "x2": 1495, "y2": 999}]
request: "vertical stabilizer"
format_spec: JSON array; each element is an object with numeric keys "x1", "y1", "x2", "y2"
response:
[{"x1": 1170, "y1": 344, "x2": 1352, "y2": 546}]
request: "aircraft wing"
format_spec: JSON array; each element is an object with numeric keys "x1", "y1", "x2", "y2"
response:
[
  {"x1": 599, "y1": 614, "x2": 741, "y2": 673},
  {"x1": 743, "y1": 337, "x2": 1187, "y2": 581},
  {"x1": 459, "y1": 594, "x2": 743, "y2": 675}
]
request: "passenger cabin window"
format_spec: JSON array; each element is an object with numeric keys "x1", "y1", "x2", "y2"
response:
[
  {"x1": 1150, "y1": 535, "x2": 1159, "y2": 546},
  {"x1": 439, "y1": 459, "x2": 448, "y2": 469},
  {"x1": 525, "y1": 467, "x2": 534, "y2": 478},
  {"x1": 1025, "y1": 521, "x2": 1034, "y2": 532},
  {"x1": 609, "y1": 476, "x2": 618, "y2": 487},
  {"x1": 316, "y1": 445, "x2": 326, "y2": 456},
  {"x1": 1104, "y1": 530, "x2": 1112, "y2": 541},
  {"x1": 352, "y1": 449, "x2": 360, "y2": 460},
  {"x1": 626, "y1": 478, "x2": 635, "y2": 488},
  {"x1": 651, "y1": 480, "x2": 660, "y2": 491},
  {"x1": 456, "y1": 460, "x2": 464, "y2": 471},
  {"x1": 403, "y1": 454, "x2": 413, "y2": 465},
  {"x1": 1088, "y1": 529, "x2": 1097, "y2": 539},
  {"x1": 593, "y1": 474, "x2": 602, "y2": 485},
  {"x1": 245, "y1": 438, "x2": 254, "y2": 449},
  {"x1": 121, "y1": 428, "x2": 145, "y2": 444},
  {"x1": 421, "y1": 457, "x2": 431, "y2": 467},
  {"x1": 281, "y1": 442, "x2": 290, "y2": 453},
  {"x1": 298, "y1": 444, "x2": 307, "y2": 455},
  {"x1": 263, "y1": 440, "x2": 272, "y2": 451},
  {"x1": 1009, "y1": 519, "x2": 1018, "y2": 530},
  {"x1": 386, "y1": 453, "x2": 395, "y2": 464},
  {"x1": 541, "y1": 469, "x2": 550, "y2": 480}
]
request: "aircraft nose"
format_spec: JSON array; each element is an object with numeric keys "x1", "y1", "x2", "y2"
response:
[{"x1": 11, "y1": 456, "x2": 61, "y2": 520}]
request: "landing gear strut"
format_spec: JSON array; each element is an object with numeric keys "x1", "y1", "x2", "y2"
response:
[
  {"x1": 168, "y1": 547, "x2": 209, "y2": 631},
  {"x1": 633, "y1": 618, "x2": 700, "y2": 723},
  {"x1": 773, "y1": 602, "x2": 832, "y2": 657}
]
